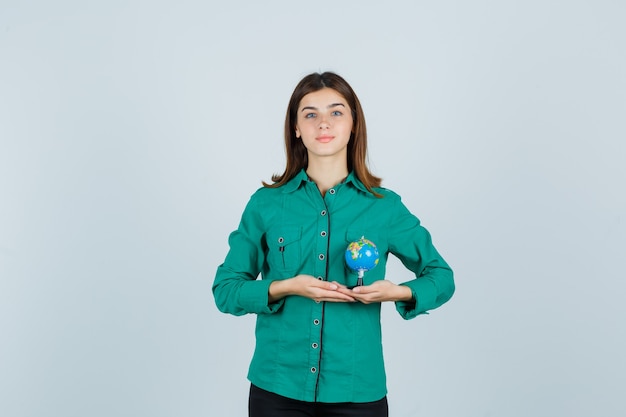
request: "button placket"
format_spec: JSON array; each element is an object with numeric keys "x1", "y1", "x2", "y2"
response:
[
  {"x1": 309, "y1": 201, "x2": 329, "y2": 386},
  {"x1": 316, "y1": 206, "x2": 329, "y2": 281}
]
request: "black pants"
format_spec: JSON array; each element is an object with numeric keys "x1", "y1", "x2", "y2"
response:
[{"x1": 249, "y1": 384, "x2": 389, "y2": 417}]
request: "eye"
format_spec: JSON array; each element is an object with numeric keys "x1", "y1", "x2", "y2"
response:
[
  {"x1": 331, "y1": 110, "x2": 343, "y2": 116},
  {"x1": 305, "y1": 113, "x2": 317, "y2": 119}
]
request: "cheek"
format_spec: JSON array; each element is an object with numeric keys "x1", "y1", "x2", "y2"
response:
[{"x1": 295, "y1": 119, "x2": 310, "y2": 132}]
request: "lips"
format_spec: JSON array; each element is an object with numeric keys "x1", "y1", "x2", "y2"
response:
[{"x1": 316, "y1": 135, "x2": 334, "y2": 143}]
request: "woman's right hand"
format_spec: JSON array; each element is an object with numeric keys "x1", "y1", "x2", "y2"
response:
[{"x1": 269, "y1": 275, "x2": 356, "y2": 303}]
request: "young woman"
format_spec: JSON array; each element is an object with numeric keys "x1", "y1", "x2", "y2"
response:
[{"x1": 213, "y1": 72, "x2": 455, "y2": 417}]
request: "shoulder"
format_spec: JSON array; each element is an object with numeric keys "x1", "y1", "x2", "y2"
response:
[
  {"x1": 236, "y1": 186, "x2": 284, "y2": 228},
  {"x1": 369, "y1": 186, "x2": 416, "y2": 218},
  {"x1": 371, "y1": 186, "x2": 402, "y2": 203},
  {"x1": 245, "y1": 184, "x2": 290, "y2": 209}
]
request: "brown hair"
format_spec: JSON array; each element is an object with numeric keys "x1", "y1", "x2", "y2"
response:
[{"x1": 263, "y1": 72, "x2": 382, "y2": 196}]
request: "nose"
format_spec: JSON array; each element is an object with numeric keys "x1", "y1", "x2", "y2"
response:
[{"x1": 318, "y1": 114, "x2": 330, "y2": 129}]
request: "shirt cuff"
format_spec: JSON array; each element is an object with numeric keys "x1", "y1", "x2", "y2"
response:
[
  {"x1": 394, "y1": 280, "x2": 435, "y2": 320},
  {"x1": 239, "y1": 279, "x2": 284, "y2": 314}
]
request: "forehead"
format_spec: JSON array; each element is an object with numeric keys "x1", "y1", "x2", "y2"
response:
[{"x1": 298, "y1": 88, "x2": 349, "y2": 109}]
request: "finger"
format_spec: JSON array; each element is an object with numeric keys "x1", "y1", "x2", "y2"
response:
[
  {"x1": 320, "y1": 291, "x2": 356, "y2": 302},
  {"x1": 351, "y1": 286, "x2": 373, "y2": 294},
  {"x1": 328, "y1": 291, "x2": 356, "y2": 301},
  {"x1": 323, "y1": 297, "x2": 357, "y2": 303},
  {"x1": 317, "y1": 281, "x2": 339, "y2": 291},
  {"x1": 351, "y1": 291, "x2": 383, "y2": 303},
  {"x1": 334, "y1": 287, "x2": 355, "y2": 296}
]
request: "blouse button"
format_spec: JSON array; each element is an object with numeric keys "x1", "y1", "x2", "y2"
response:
[
  {"x1": 312, "y1": 343, "x2": 319, "y2": 349},
  {"x1": 278, "y1": 237, "x2": 284, "y2": 243},
  {"x1": 313, "y1": 319, "x2": 320, "y2": 325},
  {"x1": 320, "y1": 210, "x2": 327, "y2": 216},
  {"x1": 317, "y1": 276, "x2": 323, "y2": 280},
  {"x1": 320, "y1": 231, "x2": 327, "y2": 237},
  {"x1": 311, "y1": 367, "x2": 317, "y2": 373},
  {"x1": 318, "y1": 254, "x2": 325, "y2": 261},
  {"x1": 329, "y1": 189, "x2": 336, "y2": 195}
]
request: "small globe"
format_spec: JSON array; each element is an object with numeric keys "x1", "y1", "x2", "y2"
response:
[{"x1": 345, "y1": 237, "x2": 379, "y2": 272}]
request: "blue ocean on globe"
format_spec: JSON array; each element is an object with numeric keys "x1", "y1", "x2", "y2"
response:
[{"x1": 345, "y1": 237, "x2": 380, "y2": 272}]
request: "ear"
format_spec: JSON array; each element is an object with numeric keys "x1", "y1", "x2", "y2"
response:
[{"x1": 295, "y1": 125, "x2": 301, "y2": 138}]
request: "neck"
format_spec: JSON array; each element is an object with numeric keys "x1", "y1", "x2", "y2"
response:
[{"x1": 306, "y1": 157, "x2": 349, "y2": 196}]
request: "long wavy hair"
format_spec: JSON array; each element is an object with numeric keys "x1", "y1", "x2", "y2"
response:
[{"x1": 263, "y1": 72, "x2": 382, "y2": 196}]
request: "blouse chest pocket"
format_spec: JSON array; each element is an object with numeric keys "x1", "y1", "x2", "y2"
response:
[{"x1": 267, "y1": 227, "x2": 303, "y2": 274}]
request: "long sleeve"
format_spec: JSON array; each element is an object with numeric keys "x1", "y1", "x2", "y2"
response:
[
  {"x1": 212, "y1": 193, "x2": 285, "y2": 316},
  {"x1": 387, "y1": 195, "x2": 455, "y2": 319}
]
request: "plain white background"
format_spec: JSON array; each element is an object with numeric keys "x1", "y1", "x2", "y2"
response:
[{"x1": 1, "y1": 1, "x2": 625, "y2": 416}]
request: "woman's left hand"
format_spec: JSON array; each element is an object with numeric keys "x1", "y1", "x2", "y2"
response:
[{"x1": 337, "y1": 280, "x2": 413, "y2": 304}]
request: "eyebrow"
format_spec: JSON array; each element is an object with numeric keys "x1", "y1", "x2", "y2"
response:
[{"x1": 300, "y1": 103, "x2": 346, "y2": 112}]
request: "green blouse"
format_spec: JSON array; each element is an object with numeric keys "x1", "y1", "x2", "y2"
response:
[{"x1": 213, "y1": 169, "x2": 454, "y2": 403}]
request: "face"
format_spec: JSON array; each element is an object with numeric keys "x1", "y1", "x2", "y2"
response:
[{"x1": 294, "y1": 88, "x2": 354, "y2": 162}]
